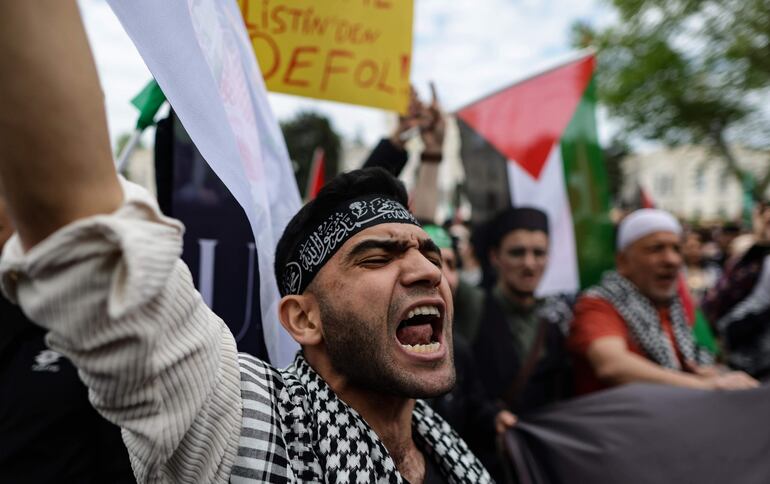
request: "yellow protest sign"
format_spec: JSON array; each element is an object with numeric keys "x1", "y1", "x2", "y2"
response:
[{"x1": 238, "y1": 0, "x2": 413, "y2": 113}]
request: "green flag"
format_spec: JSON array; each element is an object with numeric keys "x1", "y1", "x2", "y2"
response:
[{"x1": 131, "y1": 79, "x2": 166, "y2": 130}]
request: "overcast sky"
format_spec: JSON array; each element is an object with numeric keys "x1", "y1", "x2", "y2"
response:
[{"x1": 79, "y1": 0, "x2": 617, "y2": 149}]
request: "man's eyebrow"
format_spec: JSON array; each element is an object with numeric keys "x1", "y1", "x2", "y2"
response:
[
  {"x1": 343, "y1": 239, "x2": 411, "y2": 263},
  {"x1": 343, "y1": 237, "x2": 441, "y2": 264},
  {"x1": 419, "y1": 238, "x2": 441, "y2": 256}
]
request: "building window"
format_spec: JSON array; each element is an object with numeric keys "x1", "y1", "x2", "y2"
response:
[
  {"x1": 655, "y1": 174, "x2": 674, "y2": 197},
  {"x1": 721, "y1": 166, "x2": 731, "y2": 181},
  {"x1": 695, "y1": 166, "x2": 706, "y2": 192}
]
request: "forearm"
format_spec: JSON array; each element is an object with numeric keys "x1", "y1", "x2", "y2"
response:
[
  {"x1": 362, "y1": 138, "x2": 409, "y2": 176},
  {"x1": 0, "y1": 1, "x2": 121, "y2": 249},
  {"x1": 411, "y1": 161, "x2": 440, "y2": 221},
  {"x1": 594, "y1": 351, "x2": 707, "y2": 390}
]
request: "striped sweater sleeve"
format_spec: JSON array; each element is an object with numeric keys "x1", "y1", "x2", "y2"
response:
[{"x1": 0, "y1": 179, "x2": 242, "y2": 483}]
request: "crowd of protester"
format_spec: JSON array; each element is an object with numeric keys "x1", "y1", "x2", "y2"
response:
[
  {"x1": 415, "y1": 198, "x2": 769, "y2": 482},
  {"x1": 1, "y1": 3, "x2": 769, "y2": 483},
  {"x1": 355, "y1": 86, "x2": 768, "y2": 481}
]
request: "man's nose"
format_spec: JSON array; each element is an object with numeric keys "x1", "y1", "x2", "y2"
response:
[
  {"x1": 522, "y1": 250, "x2": 538, "y2": 269},
  {"x1": 401, "y1": 250, "x2": 442, "y2": 288},
  {"x1": 663, "y1": 247, "x2": 682, "y2": 267}
]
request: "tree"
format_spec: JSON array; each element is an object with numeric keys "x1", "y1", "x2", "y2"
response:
[
  {"x1": 280, "y1": 111, "x2": 341, "y2": 198},
  {"x1": 573, "y1": 0, "x2": 770, "y2": 198}
]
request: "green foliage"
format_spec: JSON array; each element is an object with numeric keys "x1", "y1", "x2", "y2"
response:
[
  {"x1": 280, "y1": 111, "x2": 342, "y2": 197},
  {"x1": 574, "y1": 0, "x2": 770, "y2": 196}
]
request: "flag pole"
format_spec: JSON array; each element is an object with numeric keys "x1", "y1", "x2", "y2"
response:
[{"x1": 116, "y1": 129, "x2": 143, "y2": 172}]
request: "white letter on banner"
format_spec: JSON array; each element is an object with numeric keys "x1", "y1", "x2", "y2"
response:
[{"x1": 197, "y1": 239, "x2": 218, "y2": 308}]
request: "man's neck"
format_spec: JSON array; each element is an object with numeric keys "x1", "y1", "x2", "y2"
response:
[
  {"x1": 498, "y1": 282, "x2": 536, "y2": 309},
  {"x1": 340, "y1": 388, "x2": 425, "y2": 476},
  {"x1": 306, "y1": 353, "x2": 426, "y2": 482}
]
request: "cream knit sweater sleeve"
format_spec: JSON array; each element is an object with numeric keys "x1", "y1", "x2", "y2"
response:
[{"x1": 0, "y1": 179, "x2": 242, "y2": 483}]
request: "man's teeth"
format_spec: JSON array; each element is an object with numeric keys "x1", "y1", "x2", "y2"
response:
[
  {"x1": 406, "y1": 305, "x2": 440, "y2": 320},
  {"x1": 400, "y1": 342, "x2": 441, "y2": 354}
]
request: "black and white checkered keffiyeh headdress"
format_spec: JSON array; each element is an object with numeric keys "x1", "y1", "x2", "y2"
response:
[
  {"x1": 233, "y1": 353, "x2": 493, "y2": 483},
  {"x1": 279, "y1": 195, "x2": 420, "y2": 296},
  {"x1": 587, "y1": 271, "x2": 713, "y2": 368}
]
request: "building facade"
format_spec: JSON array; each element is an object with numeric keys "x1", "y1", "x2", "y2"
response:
[{"x1": 622, "y1": 145, "x2": 769, "y2": 223}]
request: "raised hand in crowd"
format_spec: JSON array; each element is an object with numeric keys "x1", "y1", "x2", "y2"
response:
[
  {"x1": 409, "y1": 82, "x2": 446, "y2": 220},
  {"x1": 361, "y1": 82, "x2": 447, "y2": 220},
  {"x1": 389, "y1": 85, "x2": 423, "y2": 150},
  {"x1": 416, "y1": 81, "x2": 446, "y2": 159},
  {"x1": 362, "y1": 82, "x2": 446, "y2": 181},
  {"x1": 388, "y1": 82, "x2": 446, "y2": 156}
]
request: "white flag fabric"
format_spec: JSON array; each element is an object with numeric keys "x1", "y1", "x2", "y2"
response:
[
  {"x1": 506, "y1": 150, "x2": 580, "y2": 295},
  {"x1": 106, "y1": 0, "x2": 301, "y2": 367}
]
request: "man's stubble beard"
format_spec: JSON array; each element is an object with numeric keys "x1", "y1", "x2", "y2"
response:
[{"x1": 316, "y1": 292, "x2": 455, "y2": 399}]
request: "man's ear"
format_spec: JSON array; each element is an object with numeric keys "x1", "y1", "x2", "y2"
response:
[{"x1": 278, "y1": 294, "x2": 323, "y2": 346}]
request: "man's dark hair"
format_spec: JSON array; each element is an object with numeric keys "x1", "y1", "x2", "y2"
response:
[
  {"x1": 274, "y1": 167, "x2": 409, "y2": 293},
  {"x1": 487, "y1": 206, "x2": 549, "y2": 249}
]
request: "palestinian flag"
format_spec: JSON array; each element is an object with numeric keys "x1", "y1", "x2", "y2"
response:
[{"x1": 456, "y1": 52, "x2": 614, "y2": 294}]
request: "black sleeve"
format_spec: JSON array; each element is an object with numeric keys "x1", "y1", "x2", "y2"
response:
[
  {"x1": 362, "y1": 138, "x2": 409, "y2": 177},
  {"x1": 725, "y1": 305, "x2": 770, "y2": 348}
]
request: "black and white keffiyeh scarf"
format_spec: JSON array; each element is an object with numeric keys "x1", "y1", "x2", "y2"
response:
[
  {"x1": 231, "y1": 353, "x2": 491, "y2": 483},
  {"x1": 586, "y1": 271, "x2": 713, "y2": 369}
]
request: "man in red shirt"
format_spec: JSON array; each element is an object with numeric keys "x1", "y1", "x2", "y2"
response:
[{"x1": 568, "y1": 209, "x2": 758, "y2": 394}]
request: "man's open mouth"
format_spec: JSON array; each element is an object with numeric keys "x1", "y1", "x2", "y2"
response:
[
  {"x1": 657, "y1": 273, "x2": 678, "y2": 283},
  {"x1": 396, "y1": 305, "x2": 442, "y2": 354}
]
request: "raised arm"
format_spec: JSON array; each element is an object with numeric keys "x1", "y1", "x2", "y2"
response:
[
  {"x1": 0, "y1": 1, "x2": 122, "y2": 249},
  {"x1": 410, "y1": 82, "x2": 445, "y2": 222},
  {"x1": 0, "y1": 3, "x2": 242, "y2": 482}
]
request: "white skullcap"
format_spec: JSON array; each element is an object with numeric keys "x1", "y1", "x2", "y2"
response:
[{"x1": 617, "y1": 209, "x2": 682, "y2": 252}]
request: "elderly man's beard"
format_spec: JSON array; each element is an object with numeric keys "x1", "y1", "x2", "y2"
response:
[{"x1": 316, "y1": 293, "x2": 455, "y2": 399}]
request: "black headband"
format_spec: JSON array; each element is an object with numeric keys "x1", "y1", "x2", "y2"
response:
[{"x1": 280, "y1": 195, "x2": 420, "y2": 296}]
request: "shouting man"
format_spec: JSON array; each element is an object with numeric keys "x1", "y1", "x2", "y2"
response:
[{"x1": 0, "y1": 2, "x2": 489, "y2": 483}]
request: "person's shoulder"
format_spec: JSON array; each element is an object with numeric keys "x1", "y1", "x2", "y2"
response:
[
  {"x1": 537, "y1": 293, "x2": 575, "y2": 334},
  {"x1": 569, "y1": 293, "x2": 626, "y2": 336},
  {"x1": 574, "y1": 293, "x2": 618, "y2": 315},
  {"x1": 541, "y1": 292, "x2": 576, "y2": 311},
  {"x1": 237, "y1": 353, "x2": 284, "y2": 389}
]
